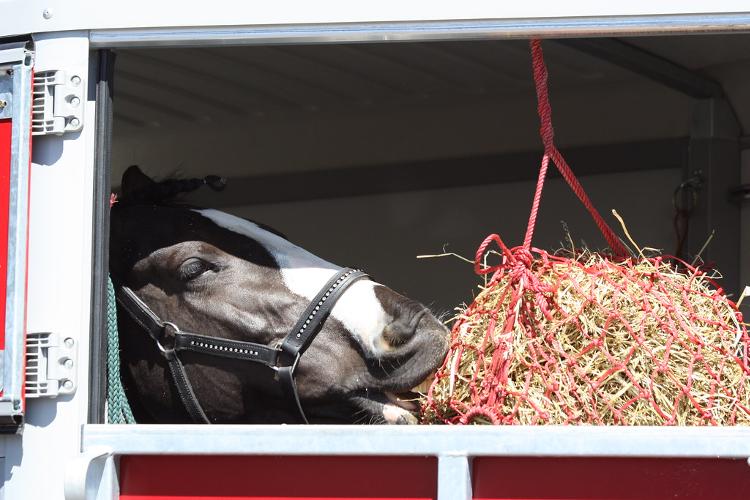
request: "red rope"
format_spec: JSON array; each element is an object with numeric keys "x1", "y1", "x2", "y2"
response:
[
  {"x1": 523, "y1": 154, "x2": 550, "y2": 250},
  {"x1": 527, "y1": 40, "x2": 628, "y2": 258}
]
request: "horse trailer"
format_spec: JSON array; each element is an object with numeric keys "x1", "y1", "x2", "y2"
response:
[{"x1": 3, "y1": 1, "x2": 750, "y2": 499}]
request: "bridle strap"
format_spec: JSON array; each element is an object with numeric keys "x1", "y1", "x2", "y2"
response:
[
  {"x1": 115, "y1": 267, "x2": 369, "y2": 424},
  {"x1": 174, "y1": 332, "x2": 280, "y2": 366},
  {"x1": 163, "y1": 348, "x2": 211, "y2": 423},
  {"x1": 277, "y1": 268, "x2": 369, "y2": 423},
  {"x1": 116, "y1": 287, "x2": 283, "y2": 366},
  {"x1": 280, "y1": 268, "x2": 369, "y2": 364}
]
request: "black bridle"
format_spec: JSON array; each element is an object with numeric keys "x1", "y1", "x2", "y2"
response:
[{"x1": 115, "y1": 267, "x2": 369, "y2": 424}]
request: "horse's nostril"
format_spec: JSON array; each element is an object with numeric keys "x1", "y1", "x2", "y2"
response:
[
  {"x1": 382, "y1": 321, "x2": 414, "y2": 348},
  {"x1": 381, "y1": 309, "x2": 429, "y2": 349}
]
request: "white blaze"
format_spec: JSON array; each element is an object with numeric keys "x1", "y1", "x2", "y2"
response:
[{"x1": 196, "y1": 209, "x2": 389, "y2": 351}]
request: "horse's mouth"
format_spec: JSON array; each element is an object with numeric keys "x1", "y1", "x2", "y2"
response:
[
  {"x1": 347, "y1": 372, "x2": 435, "y2": 424},
  {"x1": 384, "y1": 390, "x2": 420, "y2": 412},
  {"x1": 383, "y1": 372, "x2": 435, "y2": 413}
]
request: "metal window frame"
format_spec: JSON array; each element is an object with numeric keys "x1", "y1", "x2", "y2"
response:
[
  {"x1": 87, "y1": 12, "x2": 750, "y2": 48},
  {"x1": 83, "y1": 424, "x2": 750, "y2": 458},
  {"x1": 88, "y1": 49, "x2": 116, "y2": 425}
]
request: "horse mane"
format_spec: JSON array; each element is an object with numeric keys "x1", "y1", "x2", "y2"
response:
[
  {"x1": 117, "y1": 170, "x2": 227, "y2": 206},
  {"x1": 114, "y1": 169, "x2": 288, "y2": 240}
]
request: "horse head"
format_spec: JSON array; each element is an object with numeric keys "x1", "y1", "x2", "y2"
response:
[{"x1": 110, "y1": 166, "x2": 449, "y2": 424}]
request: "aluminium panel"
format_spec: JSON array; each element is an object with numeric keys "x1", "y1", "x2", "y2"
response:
[
  {"x1": 4, "y1": 1, "x2": 750, "y2": 40},
  {"x1": 0, "y1": 45, "x2": 33, "y2": 430},
  {"x1": 83, "y1": 424, "x2": 750, "y2": 458}
]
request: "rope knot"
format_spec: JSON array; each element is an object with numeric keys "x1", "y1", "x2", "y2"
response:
[{"x1": 512, "y1": 248, "x2": 534, "y2": 268}]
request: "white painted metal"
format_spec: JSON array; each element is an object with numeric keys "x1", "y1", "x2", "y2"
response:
[
  {"x1": 0, "y1": 32, "x2": 95, "y2": 500},
  {"x1": 0, "y1": 48, "x2": 27, "y2": 66},
  {"x1": 5, "y1": 1, "x2": 750, "y2": 38},
  {"x1": 63, "y1": 447, "x2": 116, "y2": 500},
  {"x1": 437, "y1": 454, "x2": 472, "y2": 500},
  {"x1": 83, "y1": 425, "x2": 750, "y2": 458}
]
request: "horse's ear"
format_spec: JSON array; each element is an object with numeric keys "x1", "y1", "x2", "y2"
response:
[{"x1": 121, "y1": 165, "x2": 155, "y2": 199}]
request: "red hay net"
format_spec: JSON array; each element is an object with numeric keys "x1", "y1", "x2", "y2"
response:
[{"x1": 420, "y1": 41, "x2": 750, "y2": 425}]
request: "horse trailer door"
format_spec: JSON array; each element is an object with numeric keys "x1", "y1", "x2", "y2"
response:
[{"x1": 0, "y1": 42, "x2": 33, "y2": 431}]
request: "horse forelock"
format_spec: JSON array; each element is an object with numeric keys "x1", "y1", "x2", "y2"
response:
[{"x1": 195, "y1": 209, "x2": 390, "y2": 352}]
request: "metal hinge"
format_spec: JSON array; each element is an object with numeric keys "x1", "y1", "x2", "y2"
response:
[
  {"x1": 31, "y1": 70, "x2": 85, "y2": 136},
  {"x1": 25, "y1": 332, "x2": 77, "y2": 398}
]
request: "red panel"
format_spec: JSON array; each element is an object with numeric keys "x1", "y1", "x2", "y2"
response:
[
  {"x1": 0, "y1": 118, "x2": 12, "y2": 351},
  {"x1": 119, "y1": 455, "x2": 437, "y2": 500},
  {"x1": 473, "y1": 457, "x2": 750, "y2": 500}
]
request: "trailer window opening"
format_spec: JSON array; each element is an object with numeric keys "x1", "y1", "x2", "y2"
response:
[{"x1": 98, "y1": 34, "x2": 748, "y2": 425}]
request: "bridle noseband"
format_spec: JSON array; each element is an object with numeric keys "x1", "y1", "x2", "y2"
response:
[{"x1": 115, "y1": 267, "x2": 369, "y2": 424}]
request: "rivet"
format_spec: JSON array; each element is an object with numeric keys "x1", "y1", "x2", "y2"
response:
[
  {"x1": 42, "y1": 8, "x2": 53, "y2": 19},
  {"x1": 62, "y1": 379, "x2": 74, "y2": 390},
  {"x1": 70, "y1": 117, "x2": 80, "y2": 128},
  {"x1": 64, "y1": 337, "x2": 74, "y2": 348},
  {"x1": 70, "y1": 75, "x2": 81, "y2": 86}
]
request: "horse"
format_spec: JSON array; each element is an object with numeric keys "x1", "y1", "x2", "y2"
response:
[{"x1": 109, "y1": 166, "x2": 450, "y2": 424}]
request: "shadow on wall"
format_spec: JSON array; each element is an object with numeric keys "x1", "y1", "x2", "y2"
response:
[{"x1": 230, "y1": 168, "x2": 682, "y2": 315}]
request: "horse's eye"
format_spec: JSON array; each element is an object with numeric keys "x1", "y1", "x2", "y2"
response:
[{"x1": 178, "y1": 258, "x2": 212, "y2": 281}]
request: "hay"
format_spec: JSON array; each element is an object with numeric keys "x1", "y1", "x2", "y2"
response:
[
  {"x1": 419, "y1": 249, "x2": 750, "y2": 425},
  {"x1": 418, "y1": 40, "x2": 750, "y2": 425}
]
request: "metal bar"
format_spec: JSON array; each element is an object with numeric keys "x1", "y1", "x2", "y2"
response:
[
  {"x1": 557, "y1": 38, "x2": 724, "y2": 99},
  {"x1": 181, "y1": 138, "x2": 686, "y2": 208},
  {"x1": 83, "y1": 425, "x2": 750, "y2": 458},
  {"x1": 1, "y1": 47, "x2": 33, "y2": 430},
  {"x1": 89, "y1": 13, "x2": 750, "y2": 49},
  {"x1": 88, "y1": 50, "x2": 116, "y2": 425},
  {"x1": 438, "y1": 454, "x2": 472, "y2": 500}
]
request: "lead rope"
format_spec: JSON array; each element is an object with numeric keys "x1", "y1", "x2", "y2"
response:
[{"x1": 107, "y1": 275, "x2": 136, "y2": 423}]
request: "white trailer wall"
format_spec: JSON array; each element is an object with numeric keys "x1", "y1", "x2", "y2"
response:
[{"x1": 229, "y1": 168, "x2": 680, "y2": 312}]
